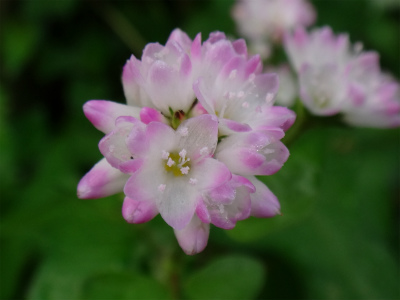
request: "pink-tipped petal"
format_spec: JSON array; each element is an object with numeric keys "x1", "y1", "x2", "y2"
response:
[
  {"x1": 216, "y1": 133, "x2": 289, "y2": 176},
  {"x1": 98, "y1": 116, "x2": 140, "y2": 170},
  {"x1": 168, "y1": 28, "x2": 192, "y2": 50},
  {"x1": 119, "y1": 158, "x2": 143, "y2": 174},
  {"x1": 196, "y1": 199, "x2": 211, "y2": 223},
  {"x1": 122, "y1": 197, "x2": 158, "y2": 224},
  {"x1": 146, "y1": 60, "x2": 194, "y2": 113},
  {"x1": 143, "y1": 121, "x2": 177, "y2": 154},
  {"x1": 83, "y1": 100, "x2": 141, "y2": 134},
  {"x1": 206, "y1": 175, "x2": 253, "y2": 229},
  {"x1": 174, "y1": 215, "x2": 209, "y2": 255},
  {"x1": 140, "y1": 107, "x2": 168, "y2": 124},
  {"x1": 245, "y1": 55, "x2": 262, "y2": 77},
  {"x1": 205, "y1": 31, "x2": 227, "y2": 44},
  {"x1": 128, "y1": 120, "x2": 175, "y2": 159},
  {"x1": 193, "y1": 158, "x2": 232, "y2": 190},
  {"x1": 190, "y1": 102, "x2": 208, "y2": 117},
  {"x1": 191, "y1": 33, "x2": 202, "y2": 64},
  {"x1": 232, "y1": 39, "x2": 248, "y2": 56},
  {"x1": 122, "y1": 55, "x2": 153, "y2": 108},
  {"x1": 180, "y1": 53, "x2": 192, "y2": 77},
  {"x1": 219, "y1": 118, "x2": 252, "y2": 135},
  {"x1": 77, "y1": 158, "x2": 129, "y2": 199},
  {"x1": 250, "y1": 106, "x2": 297, "y2": 131},
  {"x1": 247, "y1": 176, "x2": 281, "y2": 217}
]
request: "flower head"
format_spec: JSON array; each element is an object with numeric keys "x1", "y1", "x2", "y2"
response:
[
  {"x1": 78, "y1": 29, "x2": 295, "y2": 254},
  {"x1": 284, "y1": 26, "x2": 400, "y2": 127}
]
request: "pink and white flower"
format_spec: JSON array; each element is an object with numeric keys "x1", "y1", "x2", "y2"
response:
[
  {"x1": 78, "y1": 29, "x2": 295, "y2": 254},
  {"x1": 284, "y1": 26, "x2": 400, "y2": 127},
  {"x1": 99, "y1": 114, "x2": 257, "y2": 254},
  {"x1": 192, "y1": 32, "x2": 295, "y2": 134},
  {"x1": 232, "y1": 0, "x2": 316, "y2": 58}
]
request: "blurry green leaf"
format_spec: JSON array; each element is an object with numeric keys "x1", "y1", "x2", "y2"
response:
[
  {"x1": 2, "y1": 21, "x2": 40, "y2": 78},
  {"x1": 366, "y1": 19, "x2": 400, "y2": 70},
  {"x1": 22, "y1": 0, "x2": 77, "y2": 20},
  {"x1": 368, "y1": 0, "x2": 400, "y2": 9},
  {"x1": 183, "y1": 255, "x2": 265, "y2": 300},
  {"x1": 0, "y1": 85, "x2": 16, "y2": 192},
  {"x1": 81, "y1": 272, "x2": 170, "y2": 300},
  {"x1": 23, "y1": 194, "x2": 136, "y2": 300},
  {"x1": 0, "y1": 238, "x2": 37, "y2": 300}
]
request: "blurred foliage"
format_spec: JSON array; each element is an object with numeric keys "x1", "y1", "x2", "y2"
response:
[{"x1": 0, "y1": 0, "x2": 399, "y2": 299}]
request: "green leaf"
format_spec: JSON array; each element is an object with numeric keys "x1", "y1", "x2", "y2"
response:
[
  {"x1": 22, "y1": 0, "x2": 78, "y2": 20},
  {"x1": 183, "y1": 255, "x2": 265, "y2": 300},
  {"x1": 2, "y1": 21, "x2": 39, "y2": 78},
  {"x1": 0, "y1": 238, "x2": 37, "y2": 300},
  {"x1": 81, "y1": 272, "x2": 170, "y2": 300}
]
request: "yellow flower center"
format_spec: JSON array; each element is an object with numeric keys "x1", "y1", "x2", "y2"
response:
[{"x1": 163, "y1": 151, "x2": 191, "y2": 177}]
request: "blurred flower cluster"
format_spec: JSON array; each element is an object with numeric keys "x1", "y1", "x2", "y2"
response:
[
  {"x1": 232, "y1": 0, "x2": 400, "y2": 127},
  {"x1": 78, "y1": 29, "x2": 295, "y2": 254}
]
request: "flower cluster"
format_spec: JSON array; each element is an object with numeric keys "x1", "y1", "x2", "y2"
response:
[
  {"x1": 285, "y1": 27, "x2": 400, "y2": 127},
  {"x1": 78, "y1": 29, "x2": 295, "y2": 254},
  {"x1": 232, "y1": 0, "x2": 316, "y2": 59}
]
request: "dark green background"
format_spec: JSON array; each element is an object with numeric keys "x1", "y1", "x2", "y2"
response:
[{"x1": 1, "y1": 1, "x2": 399, "y2": 299}]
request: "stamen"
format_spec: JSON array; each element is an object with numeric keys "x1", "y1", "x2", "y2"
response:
[
  {"x1": 228, "y1": 92, "x2": 235, "y2": 100},
  {"x1": 248, "y1": 73, "x2": 256, "y2": 82},
  {"x1": 179, "y1": 149, "x2": 187, "y2": 159},
  {"x1": 242, "y1": 101, "x2": 249, "y2": 108},
  {"x1": 180, "y1": 166, "x2": 190, "y2": 175},
  {"x1": 167, "y1": 158, "x2": 175, "y2": 167},
  {"x1": 189, "y1": 178, "x2": 198, "y2": 185},
  {"x1": 158, "y1": 184, "x2": 166, "y2": 192},
  {"x1": 237, "y1": 91, "x2": 245, "y2": 98},
  {"x1": 161, "y1": 150, "x2": 170, "y2": 160}
]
